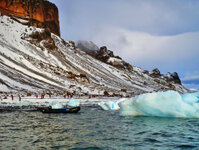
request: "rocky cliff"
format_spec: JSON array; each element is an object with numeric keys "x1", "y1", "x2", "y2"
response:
[
  {"x1": 0, "y1": 0, "x2": 60, "y2": 36},
  {"x1": 0, "y1": 15, "x2": 190, "y2": 95},
  {"x1": 76, "y1": 41, "x2": 183, "y2": 86}
]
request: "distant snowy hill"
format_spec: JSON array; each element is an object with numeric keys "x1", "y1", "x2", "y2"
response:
[{"x1": 0, "y1": 15, "x2": 189, "y2": 95}]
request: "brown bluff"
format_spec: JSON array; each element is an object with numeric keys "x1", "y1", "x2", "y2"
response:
[{"x1": 0, "y1": 0, "x2": 60, "y2": 36}]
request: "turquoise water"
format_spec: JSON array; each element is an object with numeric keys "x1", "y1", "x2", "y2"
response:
[{"x1": 0, "y1": 106, "x2": 199, "y2": 149}]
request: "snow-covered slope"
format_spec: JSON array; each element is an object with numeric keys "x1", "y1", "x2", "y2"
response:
[{"x1": 0, "y1": 15, "x2": 189, "y2": 95}]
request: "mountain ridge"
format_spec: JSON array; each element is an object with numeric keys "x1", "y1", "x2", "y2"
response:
[{"x1": 0, "y1": 2, "x2": 190, "y2": 96}]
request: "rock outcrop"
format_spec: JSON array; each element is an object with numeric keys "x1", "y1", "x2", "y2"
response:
[
  {"x1": 164, "y1": 72, "x2": 181, "y2": 85},
  {"x1": 150, "y1": 68, "x2": 161, "y2": 78},
  {"x1": 0, "y1": 0, "x2": 60, "y2": 36},
  {"x1": 76, "y1": 41, "x2": 183, "y2": 85},
  {"x1": 76, "y1": 43, "x2": 134, "y2": 71},
  {"x1": 149, "y1": 69, "x2": 182, "y2": 85},
  {"x1": 94, "y1": 46, "x2": 133, "y2": 70}
]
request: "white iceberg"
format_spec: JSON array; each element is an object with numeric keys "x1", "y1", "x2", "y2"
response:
[
  {"x1": 68, "y1": 98, "x2": 80, "y2": 107},
  {"x1": 98, "y1": 98, "x2": 127, "y2": 110},
  {"x1": 119, "y1": 91, "x2": 199, "y2": 118},
  {"x1": 50, "y1": 101, "x2": 63, "y2": 109},
  {"x1": 181, "y1": 92, "x2": 199, "y2": 104}
]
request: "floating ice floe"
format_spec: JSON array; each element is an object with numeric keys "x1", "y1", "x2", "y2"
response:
[
  {"x1": 40, "y1": 99, "x2": 80, "y2": 108},
  {"x1": 68, "y1": 98, "x2": 80, "y2": 107},
  {"x1": 98, "y1": 98, "x2": 127, "y2": 110},
  {"x1": 119, "y1": 91, "x2": 199, "y2": 118},
  {"x1": 49, "y1": 101, "x2": 64, "y2": 109},
  {"x1": 181, "y1": 92, "x2": 199, "y2": 104}
]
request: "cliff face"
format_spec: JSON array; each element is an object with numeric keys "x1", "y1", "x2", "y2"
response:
[
  {"x1": 0, "y1": 0, "x2": 60, "y2": 36},
  {"x1": 0, "y1": 14, "x2": 190, "y2": 94}
]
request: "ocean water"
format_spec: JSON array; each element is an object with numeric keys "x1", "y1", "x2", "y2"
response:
[{"x1": 0, "y1": 106, "x2": 199, "y2": 150}]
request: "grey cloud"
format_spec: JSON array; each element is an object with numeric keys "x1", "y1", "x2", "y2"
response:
[
  {"x1": 50, "y1": 0, "x2": 199, "y2": 40},
  {"x1": 49, "y1": 0, "x2": 199, "y2": 84},
  {"x1": 84, "y1": 26, "x2": 199, "y2": 76}
]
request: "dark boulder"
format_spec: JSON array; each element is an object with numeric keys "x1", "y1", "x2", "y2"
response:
[
  {"x1": 165, "y1": 72, "x2": 181, "y2": 85},
  {"x1": 150, "y1": 68, "x2": 161, "y2": 78}
]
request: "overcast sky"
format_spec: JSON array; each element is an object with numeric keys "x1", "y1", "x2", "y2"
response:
[{"x1": 49, "y1": 0, "x2": 199, "y2": 90}]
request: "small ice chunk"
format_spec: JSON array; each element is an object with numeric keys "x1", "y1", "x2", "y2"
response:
[
  {"x1": 98, "y1": 98, "x2": 127, "y2": 110},
  {"x1": 50, "y1": 101, "x2": 63, "y2": 109},
  {"x1": 68, "y1": 98, "x2": 80, "y2": 107}
]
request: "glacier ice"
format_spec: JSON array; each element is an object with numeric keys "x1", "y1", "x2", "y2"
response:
[
  {"x1": 119, "y1": 91, "x2": 199, "y2": 118},
  {"x1": 98, "y1": 98, "x2": 127, "y2": 110},
  {"x1": 68, "y1": 98, "x2": 80, "y2": 107},
  {"x1": 181, "y1": 92, "x2": 199, "y2": 104},
  {"x1": 49, "y1": 101, "x2": 64, "y2": 109},
  {"x1": 49, "y1": 99, "x2": 80, "y2": 108},
  {"x1": 98, "y1": 101, "x2": 119, "y2": 110}
]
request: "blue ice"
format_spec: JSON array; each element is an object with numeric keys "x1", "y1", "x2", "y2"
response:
[
  {"x1": 119, "y1": 91, "x2": 199, "y2": 118},
  {"x1": 68, "y1": 98, "x2": 80, "y2": 107},
  {"x1": 49, "y1": 99, "x2": 80, "y2": 108},
  {"x1": 98, "y1": 98, "x2": 127, "y2": 110},
  {"x1": 50, "y1": 101, "x2": 64, "y2": 109}
]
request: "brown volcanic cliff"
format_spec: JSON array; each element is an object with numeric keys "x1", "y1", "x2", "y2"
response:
[{"x1": 0, "y1": 0, "x2": 60, "y2": 36}]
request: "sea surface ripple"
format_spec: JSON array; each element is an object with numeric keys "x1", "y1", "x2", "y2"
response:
[{"x1": 1, "y1": 106, "x2": 199, "y2": 149}]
